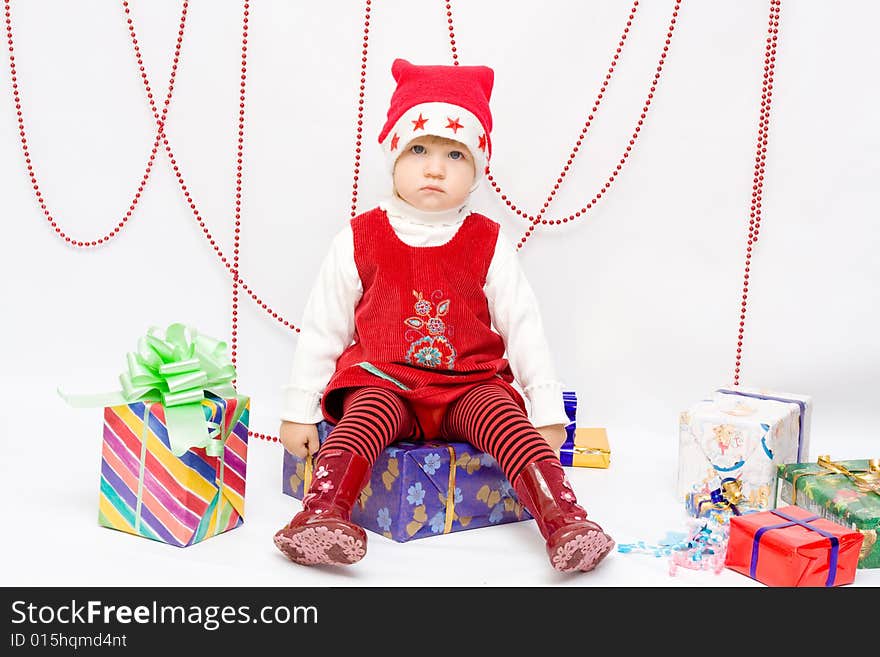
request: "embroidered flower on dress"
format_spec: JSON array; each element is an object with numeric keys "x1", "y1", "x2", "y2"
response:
[
  {"x1": 408, "y1": 337, "x2": 444, "y2": 368},
  {"x1": 406, "y1": 335, "x2": 457, "y2": 369},
  {"x1": 413, "y1": 294, "x2": 433, "y2": 317},
  {"x1": 317, "y1": 480, "x2": 334, "y2": 493},
  {"x1": 426, "y1": 317, "x2": 445, "y2": 335},
  {"x1": 314, "y1": 465, "x2": 330, "y2": 479},
  {"x1": 560, "y1": 490, "x2": 575, "y2": 503},
  {"x1": 404, "y1": 290, "x2": 457, "y2": 369}
]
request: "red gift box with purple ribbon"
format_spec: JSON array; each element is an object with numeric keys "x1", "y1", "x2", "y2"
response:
[{"x1": 724, "y1": 505, "x2": 863, "y2": 586}]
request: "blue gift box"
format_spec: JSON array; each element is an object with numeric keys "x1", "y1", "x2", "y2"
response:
[{"x1": 281, "y1": 422, "x2": 532, "y2": 542}]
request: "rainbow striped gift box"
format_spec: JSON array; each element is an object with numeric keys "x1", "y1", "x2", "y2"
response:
[{"x1": 98, "y1": 393, "x2": 249, "y2": 547}]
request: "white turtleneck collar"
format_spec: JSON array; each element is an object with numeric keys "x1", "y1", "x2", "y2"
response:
[{"x1": 380, "y1": 193, "x2": 470, "y2": 227}]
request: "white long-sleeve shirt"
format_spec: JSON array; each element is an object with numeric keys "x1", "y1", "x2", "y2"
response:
[{"x1": 281, "y1": 194, "x2": 569, "y2": 429}]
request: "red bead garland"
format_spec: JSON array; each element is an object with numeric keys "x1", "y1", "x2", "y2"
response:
[
  {"x1": 349, "y1": 0, "x2": 372, "y2": 218},
  {"x1": 230, "y1": 3, "x2": 250, "y2": 372},
  {"x1": 248, "y1": 430, "x2": 279, "y2": 444},
  {"x1": 5, "y1": 0, "x2": 783, "y2": 440},
  {"x1": 482, "y1": 0, "x2": 642, "y2": 246},
  {"x1": 480, "y1": 1, "x2": 682, "y2": 251},
  {"x1": 120, "y1": 2, "x2": 299, "y2": 339},
  {"x1": 6, "y1": 1, "x2": 301, "y2": 337},
  {"x1": 4, "y1": 0, "x2": 190, "y2": 247},
  {"x1": 733, "y1": 0, "x2": 781, "y2": 386},
  {"x1": 446, "y1": 1, "x2": 459, "y2": 65}
]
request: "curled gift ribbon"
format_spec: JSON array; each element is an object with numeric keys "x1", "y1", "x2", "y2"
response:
[
  {"x1": 816, "y1": 455, "x2": 880, "y2": 495},
  {"x1": 696, "y1": 477, "x2": 744, "y2": 516},
  {"x1": 59, "y1": 323, "x2": 243, "y2": 457},
  {"x1": 790, "y1": 455, "x2": 880, "y2": 503}
]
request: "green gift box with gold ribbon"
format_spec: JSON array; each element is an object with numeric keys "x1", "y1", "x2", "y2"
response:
[
  {"x1": 61, "y1": 323, "x2": 250, "y2": 547},
  {"x1": 775, "y1": 456, "x2": 880, "y2": 568}
]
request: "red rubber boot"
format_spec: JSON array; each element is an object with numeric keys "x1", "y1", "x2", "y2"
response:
[
  {"x1": 513, "y1": 459, "x2": 615, "y2": 572},
  {"x1": 274, "y1": 449, "x2": 370, "y2": 566}
]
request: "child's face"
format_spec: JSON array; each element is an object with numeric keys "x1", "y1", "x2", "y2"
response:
[{"x1": 393, "y1": 135, "x2": 476, "y2": 212}]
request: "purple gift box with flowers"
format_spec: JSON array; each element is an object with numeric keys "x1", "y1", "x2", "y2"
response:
[{"x1": 281, "y1": 422, "x2": 532, "y2": 542}]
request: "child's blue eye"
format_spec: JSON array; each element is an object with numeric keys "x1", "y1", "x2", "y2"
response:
[
  {"x1": 411, "y1": 144, "x2": 426, "y2": 154},
  {"x1": 449, "y1": 151, "x2": 463, "y2": 160}
]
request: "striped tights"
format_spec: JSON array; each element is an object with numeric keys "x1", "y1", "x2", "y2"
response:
[{"x1": 319, "y1": 384, "x2": 558, "y2": 483}]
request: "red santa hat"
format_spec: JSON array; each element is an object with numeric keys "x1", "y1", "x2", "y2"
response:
[{"x1": 378, "y1": 58, "x2": 494, "y2": 183}]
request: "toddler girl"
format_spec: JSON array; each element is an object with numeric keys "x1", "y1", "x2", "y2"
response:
[{"x1": 274, "y1": 58, "x2": 614, "y2": 572}]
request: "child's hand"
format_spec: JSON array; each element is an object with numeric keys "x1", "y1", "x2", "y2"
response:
[
  {"x1": 536, "y1": 423, "x2": 567, "y2": 453},
  {"x1": 279, "y1": 421, "x2": 320, "y2": 459}
]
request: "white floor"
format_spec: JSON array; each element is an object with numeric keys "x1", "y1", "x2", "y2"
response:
[{"x1": 2, "y1": 391, "x2": 877, "y2": 589}]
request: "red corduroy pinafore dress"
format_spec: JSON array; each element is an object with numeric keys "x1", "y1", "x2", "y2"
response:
[{"x1": 321, "y1": 207, "x2": 526, "y2": 438}]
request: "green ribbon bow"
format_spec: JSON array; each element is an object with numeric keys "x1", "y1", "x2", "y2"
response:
[{"x1": 60, "y1": 323, "x2": 242, "y2": 457}]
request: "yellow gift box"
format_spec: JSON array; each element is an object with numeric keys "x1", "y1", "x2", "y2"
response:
[{"x1": 560, "y1": 428, "x2": 611, "y2": 468}]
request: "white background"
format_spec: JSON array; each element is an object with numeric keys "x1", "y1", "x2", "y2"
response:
[{"x1": 1, "y1": 0, "x2": 877, "y2": 587}]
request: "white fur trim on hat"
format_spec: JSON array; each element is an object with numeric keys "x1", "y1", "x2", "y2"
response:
[{"x1": 380, "y1": 102, "x2": 490, "y2": 182}]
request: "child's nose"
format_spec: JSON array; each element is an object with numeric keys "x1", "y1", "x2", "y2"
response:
[{"x1": 424, "y1": 155, "x2": 445, "y2": 177}]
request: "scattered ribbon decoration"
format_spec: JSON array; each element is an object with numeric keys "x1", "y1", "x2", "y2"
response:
[
  {"x1": 59, "y1": 322, "x2": 244, "y2": 456},
  {"x1": 696, "y1": 477, "x2": 744, "y2": 516}
]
